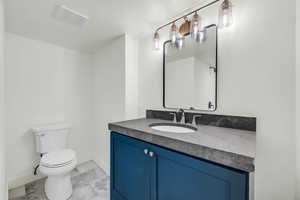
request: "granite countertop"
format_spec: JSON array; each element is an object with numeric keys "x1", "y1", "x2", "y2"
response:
[{"x1": 108, "y1": 118, "x2": 256, "y2": 172}]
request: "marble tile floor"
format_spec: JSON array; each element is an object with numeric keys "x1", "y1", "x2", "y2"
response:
[{"x1": 10, "y1": 161, "x2": 110, "y2": 200}]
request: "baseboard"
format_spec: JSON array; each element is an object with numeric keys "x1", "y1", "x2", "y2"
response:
[
  {"x1": 8, "y1": 168, "x2": 45, "y2": 190},
  {"x1": 8, "y1": 159, "x2": 99, "y2": 190},
  {"x1": 8, "y1": 185, "x2": 26, "y2": 199},
  {"x1": 8, "y1": 170, "x2": 45, "y2": 190}
]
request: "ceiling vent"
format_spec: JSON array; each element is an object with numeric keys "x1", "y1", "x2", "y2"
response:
[{"x1": 52, "y1": 5, "x2": 89, "y2": 26}]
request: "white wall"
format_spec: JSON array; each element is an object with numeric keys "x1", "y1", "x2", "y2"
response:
[
  {"x1": 138, "y1": 0, "x2": 296, "y2": 199},
  {"x1": 92, "y1": 34, "x2": 138, "y2": 174},
  {"x1": 0, "y1": 0, "x2": 6, "y2": 198},
  {"x1": 296, "y1": 0, "x2": 300, "y2": 198},
  {"x1": 125, "y1": 35, "x2": 139, "y2": 119},
  {"x1": 5, "y1": 32, "x2": 138, "y2": 188},
  {"x1": 92, "y1": 35, "x2": 126, "y2": 173},
  {"x1": 137, "y1": 39, "x2": 163, "y2": 116},
  {"x1": 5, "y1": 33, "x2": 94, "y2": 188}
]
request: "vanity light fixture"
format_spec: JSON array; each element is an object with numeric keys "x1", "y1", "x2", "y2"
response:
[
  {"x1": 175, "y1": 16, "x2": 190, "y2": 50},
  {"x1": 190, "y1": 12, "x2": 202, "y2": 40},
  {"x1": 179, "y1": 16, "x2": 191, "y2": 36},
  {"x1": 152, "y1": 0, "x2": 233, "y2": 51},
  {"x1": 176, "y1": 34, "x2": 185, "y2": 50},
  {"x1": 153, "y1": 32, "x2": 160, "y2": 50},
  {"x1": 170, "y1": 23, "x2": 178, "y2": 45},
  {"x1": 219, "y1": 0, "x2": 233, "y2": 28}
]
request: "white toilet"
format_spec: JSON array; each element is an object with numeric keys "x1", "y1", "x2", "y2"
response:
[{"x1": 32, "y1": 123, "x2": 77, "y2": 200}]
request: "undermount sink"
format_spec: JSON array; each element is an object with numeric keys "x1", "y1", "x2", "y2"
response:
[{"x1": 149, "y1": 123, "x2": 197, "y2": 133}]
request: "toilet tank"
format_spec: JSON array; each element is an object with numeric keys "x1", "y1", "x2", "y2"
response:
[{"x1": 32, "y1": 123, "x2": 72, "y2": 154}]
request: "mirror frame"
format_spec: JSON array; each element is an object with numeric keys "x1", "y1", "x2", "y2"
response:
[{"x1": 163, "y1": 24, "x2": 218, "y2": 112}]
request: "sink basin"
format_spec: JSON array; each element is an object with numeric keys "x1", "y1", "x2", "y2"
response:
[{"x1": 149, "y1": 123, "x2": 197, "y2": 133}]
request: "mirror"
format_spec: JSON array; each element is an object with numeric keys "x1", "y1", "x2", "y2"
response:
[{"x1": 163, "y1": 24, "x2": 217, "y2": 111}]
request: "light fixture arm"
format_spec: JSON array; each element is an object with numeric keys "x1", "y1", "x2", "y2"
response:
[{"x1": 155, "y1": 0, "x2": 221, "y2": 33}]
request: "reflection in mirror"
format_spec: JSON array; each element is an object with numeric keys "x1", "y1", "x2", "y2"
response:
[{"x1": 164, "y1": 24, "x2": 217, "y2": 111}]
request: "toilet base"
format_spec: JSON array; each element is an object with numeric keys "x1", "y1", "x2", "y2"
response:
[{"x1": 45, "y1": 174, "x2": 72, "y2": 200}]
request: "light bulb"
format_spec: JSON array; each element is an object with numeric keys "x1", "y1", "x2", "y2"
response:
[
  {"x1": 219, "y1": 0, "x2": 233, "y2": 28},
  {"x1": 170, "y1": 23, "x2": 178, "y2": 45},
  {"x1": 153, "y1": 32, "x2": 160, "y2": 51},
  {"x1": 190, "y1": 12, "x2": 202, "y2": 40}
]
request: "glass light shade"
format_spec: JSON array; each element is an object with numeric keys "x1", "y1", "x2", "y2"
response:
[
  {"x1": 219, "y1": 0, "x2": 233, "y2": 28},
  {"x1": 196, "y1": 28, "x2": 207, "y2": 43},
  {"x1": 170, "y1": 23, "x2": 178, "y2": 45},
  {"x1": 153, "y1": 38, "x2": 160, "y2": 50},
  {"x1": 190, "y1": 12, "x2": 202, "y2": 40},
  {"x1": 153, "y1": 32, "x2": 160, "y2": 51},
  {"x1": 175, "y1": 34, "x2": 185, "y2": 50}
]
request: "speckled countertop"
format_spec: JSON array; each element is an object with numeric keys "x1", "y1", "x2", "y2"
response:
[{"x1": 108, "y1": 118, "x2": 256, "y2": 172}]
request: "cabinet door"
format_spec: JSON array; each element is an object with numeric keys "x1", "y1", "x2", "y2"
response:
[
  {"x1": 151, "y1": 145, "x2": 248, "y2": 200},
  {"x1": 111, "y1": 133, "x2": 153, "y2": 200}
]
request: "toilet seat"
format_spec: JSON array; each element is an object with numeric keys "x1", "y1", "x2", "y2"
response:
[{"x1": 41, "y1": 149, "x2": 76, "y2": 168}]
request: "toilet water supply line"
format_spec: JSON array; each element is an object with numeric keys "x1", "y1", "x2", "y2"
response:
[{"x1": 33, "y1": 154, "x2": 43, "y2": 175}]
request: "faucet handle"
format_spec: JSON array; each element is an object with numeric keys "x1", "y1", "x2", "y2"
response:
[
  {"x1": 192, "y1": 115, "x2": 202, "y2": 126},
  {"x1": 169, "y1": 112, "x2": 177, "y2": 123},
  {"x1": 177, "y1": 108, "x2": 185, "y2": 124}
]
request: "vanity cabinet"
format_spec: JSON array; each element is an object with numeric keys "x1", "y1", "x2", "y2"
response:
[{"x1": 111, "y1": 132, "x2": 249, "y2": 200}]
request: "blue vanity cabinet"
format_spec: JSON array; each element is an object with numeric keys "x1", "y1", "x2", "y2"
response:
[
  {"x1": 111, "y1": 132, "x2": 155, "y2": 200},
  {"x1": 111, "y1": 132, "x2": 249, "y2": 200},
  {"x1": 152, "y1": 143, "x2": 249, "y2": 200}
]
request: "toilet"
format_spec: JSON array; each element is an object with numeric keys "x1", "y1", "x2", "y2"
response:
[{"x1": 32, "y1": 123, "x2": 77, "y2": 200}]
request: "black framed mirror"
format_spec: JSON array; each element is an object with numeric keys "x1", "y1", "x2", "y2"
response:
[{"x1": 163, "y1": 24, "x2": 218, "y2": 111}]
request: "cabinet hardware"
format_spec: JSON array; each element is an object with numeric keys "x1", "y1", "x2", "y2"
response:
[
  {"x1": 144, "y1": 149, "x2": 149, "y2": 155},
  {"x1": 149, "y1": 152, "x2": 154, "y2": 157}
]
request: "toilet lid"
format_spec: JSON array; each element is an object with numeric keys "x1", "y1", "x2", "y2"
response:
[{"x1": 41, "y1": 149, "x2": 76, "y2": 168}]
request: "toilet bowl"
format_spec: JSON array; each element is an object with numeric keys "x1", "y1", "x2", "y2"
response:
[{"x1": 39, "y1": 149, "x2": 77, "y2": 200}]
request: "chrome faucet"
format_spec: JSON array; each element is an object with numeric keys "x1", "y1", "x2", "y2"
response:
[
  {"x1": 169, "y1": 112, "x2": 177, "y2": 123},
  {"x1": 170, "y1": 109, "x2": 202, "y2": 125},
  {"x1": 192, "y1": 115, "x2": 202, "y2": 126},
  {"x1": 178, "y1": 109, "x2": 185, "y2": 123}
]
